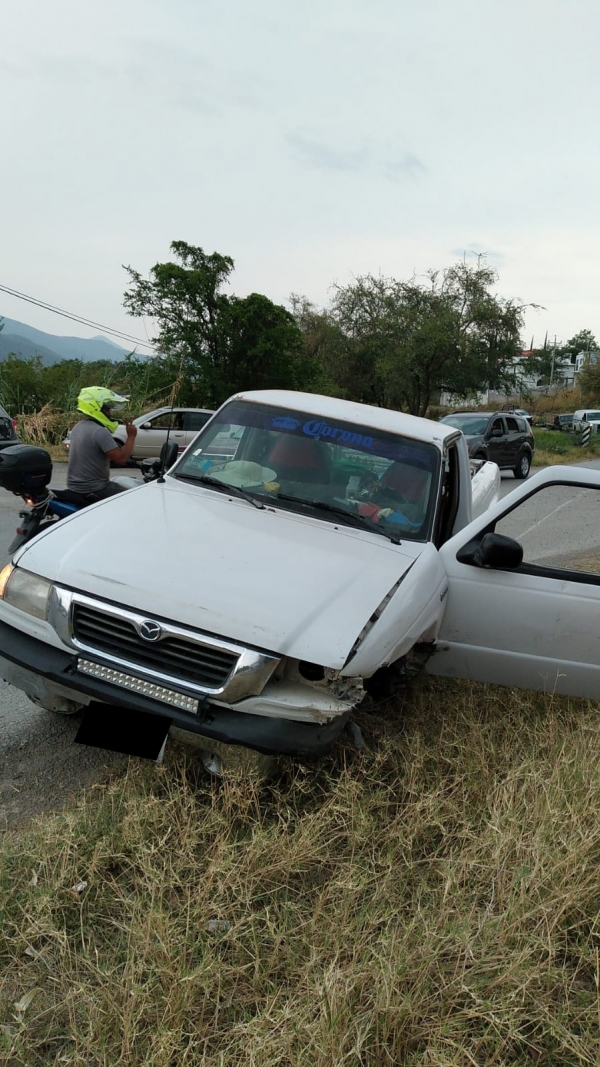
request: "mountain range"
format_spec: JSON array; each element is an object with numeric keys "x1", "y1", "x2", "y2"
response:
[{"x1": 0, "y1": 316, "x2": 133, "y2": 365}]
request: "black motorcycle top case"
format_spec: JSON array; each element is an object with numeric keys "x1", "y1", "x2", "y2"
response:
[{"x1": 0, "y1": 445, "x2": 53, "y2": 493}]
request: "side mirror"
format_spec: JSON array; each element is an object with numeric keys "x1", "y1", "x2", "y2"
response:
[
  {"x1": 160, "y1": 440, "x2": 179, "y2": 470},
  {"x1": 457, "y1": 532, "x2": 523, "y2": 569},
  {"x1": 141, "y1": 422, "x2": 152, "y2": 430},
  {"x1": 474, "y1": 532, "x2": 523, "y2": 569},
  {"x1": 490, "y1": 427, "x2": 503, "y2": 438}
]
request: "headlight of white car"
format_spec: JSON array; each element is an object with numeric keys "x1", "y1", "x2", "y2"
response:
[{"x1": 0, "y1": 565, "x2": 52, "y2": 620}]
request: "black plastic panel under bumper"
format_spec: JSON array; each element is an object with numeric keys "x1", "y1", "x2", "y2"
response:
[{"x1": 0, "y1": 619, "x2": 349, "y2": 757}]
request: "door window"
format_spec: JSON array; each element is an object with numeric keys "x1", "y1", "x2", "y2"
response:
[
  {"x1": 148, "y1": 412, "x2": 184, "y2": 430},
  {"x1": 490, "y1": 418, "x2": 504, "y2": 435},
  {"x1": 495, "y1": 483, "x2": 600, "y2": 578},
  {"x1": 504, "y1": 417, "x2": 519, "y2": 433},
  {"x1": 183, "y1": 411, "x2": 211, "y2": 431}
]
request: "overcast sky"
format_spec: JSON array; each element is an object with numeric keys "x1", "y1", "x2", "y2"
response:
[{"x1": 2, "y1": 0, "x2": 599, "y2": 352}]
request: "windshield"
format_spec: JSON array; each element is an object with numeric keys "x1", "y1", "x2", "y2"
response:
[
  {"x1": 174, "y1": 400, "x2": 440, "y2": 541},
  {"x1": 441, "y1": 415, "x2": 489, "y2": 435}
]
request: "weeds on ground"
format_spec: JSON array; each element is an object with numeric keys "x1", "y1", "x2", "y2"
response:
[
  {"x1": 532, "y1": 428, "x2": 600, "y2": 466},
  {"x1": 14, "y1": 406, "x2": 76, "y2": 449},
  {"x1": 1, "y1": 678, "x2": 600, "y2": 1065}
]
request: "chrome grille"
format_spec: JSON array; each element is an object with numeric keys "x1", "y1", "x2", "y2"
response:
[{"x1": 72, "y1": 603, "x2": 238, "y2": 689}]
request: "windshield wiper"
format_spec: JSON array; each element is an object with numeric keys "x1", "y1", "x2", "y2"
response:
[
  {"x1": 275, "y1": 494, "x2": 401, "y2": 544},
  {"x1": 174, "y1": 473, "x2": 266, "y2": 509}
]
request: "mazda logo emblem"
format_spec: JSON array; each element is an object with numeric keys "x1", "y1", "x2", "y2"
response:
[{"x1": 139, "y1": 620, "x2": 163, "y2": 642}]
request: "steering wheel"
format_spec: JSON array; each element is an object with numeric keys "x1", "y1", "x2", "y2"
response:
[{"x1": 377, "y1": 486, "x2": 409, "y2": 509}]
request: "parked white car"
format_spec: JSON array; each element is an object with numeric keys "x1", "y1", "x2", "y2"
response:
[{"x1": 3, "y1": 389, "x2": 596, "y2": 770}]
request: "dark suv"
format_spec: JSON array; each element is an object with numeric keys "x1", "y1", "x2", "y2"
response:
[
  {"x1": 0, "y1": 404, "x2": 18, "y2": 451},
  {"x1": 439, "y1": 411, "x2": 535, "y2": 478},
  {"x1": 548, "y1": 413, "x2": 574, "y2": 432}
]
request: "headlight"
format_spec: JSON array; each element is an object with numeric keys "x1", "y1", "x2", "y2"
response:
[{"x1": 0, "y1": 566, "x2": 52, "y2": 619}]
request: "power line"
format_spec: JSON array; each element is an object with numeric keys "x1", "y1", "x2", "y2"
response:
[{"x1": 0, "y1": 283, "x2": 158, "y2": 352}]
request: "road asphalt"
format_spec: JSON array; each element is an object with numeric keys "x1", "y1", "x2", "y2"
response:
[{"x1": 0, "y1": 465, "x2": 139, "y2": 829}]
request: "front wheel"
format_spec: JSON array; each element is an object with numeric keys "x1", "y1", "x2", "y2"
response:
[{"x1": 514, "y1": 452, "x2": 531, "y2": 479}]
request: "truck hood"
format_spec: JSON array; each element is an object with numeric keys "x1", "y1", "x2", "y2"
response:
[{"x1": 17, "y1": 478, "x2": 425, "y2": 669}]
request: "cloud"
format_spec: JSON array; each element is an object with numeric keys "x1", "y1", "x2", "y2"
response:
[
  {"x1": 286, "y1": 133, "x2": 368, "y2": 173},
  {"x1": 382, "y1": 152, "x2": 426, "y2": 181},
  {"x1": 286, "y1": 132, "x2": 426, "y2": 183},
  {"x1": 32, "y1": 40, "x2": 268, "y2": 121}
]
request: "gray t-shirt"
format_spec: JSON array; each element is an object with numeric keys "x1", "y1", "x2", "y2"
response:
[{"x1": 67, "y1": 418, "x2": 118, "y2": 493}]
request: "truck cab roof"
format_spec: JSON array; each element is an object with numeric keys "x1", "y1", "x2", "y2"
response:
[{"x1": 229, "y1": 390, "x2": 457, "y2": 449}]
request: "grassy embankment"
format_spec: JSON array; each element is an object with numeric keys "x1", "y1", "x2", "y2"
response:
[
  {"x1": 2, "y1": 677, "x2": 600, "y2": 1065},
  {"x1": 532, "y1": 427, "x2": 600, "y2": 466}
]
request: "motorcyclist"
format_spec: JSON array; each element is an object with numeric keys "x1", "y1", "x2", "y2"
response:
[{"x1": 67, "y1": 387, "x2": 137, "y2": 501}]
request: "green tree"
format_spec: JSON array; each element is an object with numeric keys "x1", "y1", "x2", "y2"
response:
[
  {"x1": 572, "y1": 331, "x2": 600, "y2": 400},
  {"x1": 562, "y1": 329, "x2": 598, "y2": 361},
  {"x1": 110, "y1": 353, "x2": 177, "y2": 413},
  {"x1": 40, "y1": 358, "x2": 122, "y2": 412},
  {"x1": 0, "y1": 355, "x2": 45, "y2": 413},
  {"x1": 525, "y1": 340, "x2": 570, "y2": 388},
  {"x1": 307, "y1": 259, "x2": 527, "y2": 416},
  {"x1": 289, "y1": 296, "x2": 353, "y2": 399},
  {"x1": 123, "y1": 241, "x2": 310, "y2": 407}
]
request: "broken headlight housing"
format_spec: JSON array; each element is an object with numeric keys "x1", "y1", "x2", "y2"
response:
[{"x1": 283, "y1": 658, "x2": 365, "y2": 705}]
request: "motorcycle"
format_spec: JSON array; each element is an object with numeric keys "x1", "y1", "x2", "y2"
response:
[{"x1": 0, "y1": 441, "x2": 178, "y2": 553}]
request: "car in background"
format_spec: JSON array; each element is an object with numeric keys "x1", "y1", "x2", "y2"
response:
[
  {"x1": 439, "y1": 410, "x2": 534, "y2": 478},
  {"x1": 63, "y1": 407, "x2": 214, "y2": 460},
  {"x1": 573, "y1": 409, "x2": 600, "y2": 433},
  {"x1": 120, "y1": 407, "x2": 215, "y2": 459},
  {"x1": 548, "y1": 413, "x2": 575, "y2": 432},
  {"x1": 0, "y1": 404, "x2": 19, "y2": 451},
  {"x1": 502, "y1": 406, "x2": 533, "y2": 425}
]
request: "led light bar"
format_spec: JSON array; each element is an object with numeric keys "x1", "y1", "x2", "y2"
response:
[{"x1": 77, "y1": 659, "x2": 199, "y2": 714}]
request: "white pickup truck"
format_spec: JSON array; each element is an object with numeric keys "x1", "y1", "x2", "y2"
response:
[{"x1": 1, "y1": 390, "x2": 598, "y2": 767}]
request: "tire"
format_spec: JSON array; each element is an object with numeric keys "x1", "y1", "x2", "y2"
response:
[{"x1": 514, "y1": 452, "x2": 531, "y2": 479}]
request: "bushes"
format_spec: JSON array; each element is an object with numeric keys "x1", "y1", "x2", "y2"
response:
[{"x1": 0, "y1": 355, "x2": 178, "y2": 423}]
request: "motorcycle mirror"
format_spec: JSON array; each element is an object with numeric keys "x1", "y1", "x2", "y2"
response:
[{"x1": 160, "y1": 440, "x2": 179, "y2": 470}]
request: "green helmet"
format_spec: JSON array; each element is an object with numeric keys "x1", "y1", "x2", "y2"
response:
[{"x1": 77, "y1": 387, "x2": 129, "y2": 433}]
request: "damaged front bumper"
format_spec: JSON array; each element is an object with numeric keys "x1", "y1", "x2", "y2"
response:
[{"x1": 0, "y1": 619, "x2": 351, "y2": 758}]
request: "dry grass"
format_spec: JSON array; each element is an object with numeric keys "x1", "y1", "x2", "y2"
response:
[
  {"x1": 2, "y1": 678, "x2": 600, "y2": 1066},
  {"x1": 533, "y1": 388, "x2": 582, "y2": 416},
  {"x1": 14, "y1": 407, "x2": 76, "y2": 455},
  {"x1": 533, "y1": 447, "x2": 600, "y2": 466}
]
